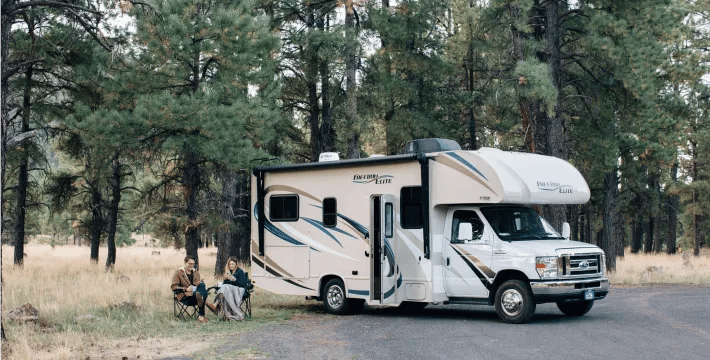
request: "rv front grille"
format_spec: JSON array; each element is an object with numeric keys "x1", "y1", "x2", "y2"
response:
[{"x1": 560, "y1": 253, "x2": 602, "y2": 277}]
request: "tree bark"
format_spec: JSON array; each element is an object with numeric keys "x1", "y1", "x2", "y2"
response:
[
  {"x1": 666, "y1": 162, "x2": 678, "y2": 255},
  {"x1": 652, "y1": 173, "x2": 662, "y2": 253},
  {"x1": 644, "y1": 217, "x2": 654, "y2": 253},
  {"x1": 236, "y1": 171, "x2": 250, "y2": 263},
  {"x1": 1, "y1": 12, "x2": 11, "y2": 228},
  {"x1": 215, "y1": 170, "x2": 238, "y2": 276},
  {"x1": 602, "y1": 170, "x2": 618, "y2": 271},
  {"x1": 184, "y1": 148, "x2": 201, "y2": 267},
  {"x1": 345, "y1": 0, "x2": 360, "y2": 159},
  {"x1": 105, "y1": 151, "x2": 121, "y2": 269},
  {"x1": 89, "y1": 184, "x2": 103, "y2": 263},
  {"x1": 13, "y1": 65, "x2": 33, "y2": 266}
]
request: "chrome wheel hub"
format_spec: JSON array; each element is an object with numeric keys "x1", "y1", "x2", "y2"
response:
[
  {"x1": 501, "y1": 289, "x2": 524, "y2": 316},
  {"x1": 327, "y1": 285, "x2": 344, "y2": 309}
]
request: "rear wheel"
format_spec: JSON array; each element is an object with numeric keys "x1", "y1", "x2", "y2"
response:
[
  {"x1": 494, "y1": 280, "x2": 536, "y2": 324},
  {"x1": 557, "y1": 300, "x2": 594, "y2": 316},
  {"x1": 323, "y1": 279, "x2": 353, "y2": 315}
]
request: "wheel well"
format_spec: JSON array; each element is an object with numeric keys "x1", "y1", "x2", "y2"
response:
[
  {"x1": 489, "y1": 270, "x2": 530, "y2": 304},
  {"x1": 318, "y1": 275, "x2": 344, "y2": 301}
]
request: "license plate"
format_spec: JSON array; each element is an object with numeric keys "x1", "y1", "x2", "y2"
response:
[{"x1": 584, "y1": 289, "x2": 594, "y2": 300}]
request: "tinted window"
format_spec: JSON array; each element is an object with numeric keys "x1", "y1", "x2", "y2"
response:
[
  {"x1": 323, "y1": 197, "x2": 337, "y2": 227},
  {"x1": 401, "y1": 186, "x2": 422, "y2": 228},
  {"x1": 269, "y1": 194, "x2": 299, "y2": 221}
]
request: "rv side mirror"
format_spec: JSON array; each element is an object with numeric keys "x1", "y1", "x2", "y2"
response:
[
  {"x1": 562, "y1": 222, "x2": 571, "y2": 240},
  {"x1": 458, "y1": 223, "x2": 473, "y2": 242}
]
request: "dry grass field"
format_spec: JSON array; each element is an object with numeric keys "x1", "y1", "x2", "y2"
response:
[
  {"x1": 1, "y1": 244, "x2": 317, "y2": 360},
  {"x1": 2, "y1": 243, "x2": 709, "y2": 359}
]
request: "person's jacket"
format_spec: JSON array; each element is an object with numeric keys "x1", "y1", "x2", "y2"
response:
[
  {"x1": 171, "y1": 268, "x2": 201, "y2": 301},
  {"x1": 223, "y1": 268, "x2": 248, "y2": 288}
]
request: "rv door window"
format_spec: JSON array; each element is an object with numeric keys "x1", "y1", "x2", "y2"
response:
[
  {"x1": 323, "y1": 197, "x2": 337, "y2": 227},
  {"x1": 384, "y1": 202, "x2": 393, "y2": 238},
  {"x1": 400, "y1": 186, "x2": 423, "y2": 229},
  {"x1": 269, "y1": 194, "x2": 299, "y2": 222}
]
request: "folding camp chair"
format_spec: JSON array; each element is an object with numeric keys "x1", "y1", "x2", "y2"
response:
[
  {"x1": 173, "y1": 288, "x2": 198, "y2": 320},
  {"x1": 239, "y1": 272, "x2": 254, "y2": 318}
]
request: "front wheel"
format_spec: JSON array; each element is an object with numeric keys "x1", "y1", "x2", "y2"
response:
[
  {"x1": 494, "y1": 280, "x2": 536, "y2": 324},
  {"x1": 557, "y1": 300, "x2": 594, "y2": 316},
  {"x1": 323, "y1": 279, "x2": 354, "y2": 315}
]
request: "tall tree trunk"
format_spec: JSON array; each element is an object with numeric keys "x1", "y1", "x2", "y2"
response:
[
  {"x1": 1, "y1": 12, "x2": 11, "y2": 236},
  {"x1": 216, "y1": 170, "x2": 238, "y2": 276},
  {"x1": 13, "y1": 65, "x2": 33, "y2": 266},
  {"x1": 466, "y1": 63, "x2": 477, "y2": 150},
  {"x1": 652, "y1": 174, "x2": 662, "y2": 253},
  {"x1": 305, "y1": 7, "x2": 321, "y2": 162},
  {"x1": 691, "y1": 140, "x2": 701, "y2": 256},
  {"x1": 345, "y1": 0, "x2": 360, "y2": 159},
  {"x1": 184, "y1": 148, "x2": 201, "y2": 267},
  {"x1": 89, "y1": 184, "x2": 102, "y2": 263},
  {"x1": 666, "y1": 162, "x2": 678, "y2": 255},
  {"x1": 541, "y1": 0, "x2": 567, "y2": 231},
  {"x1": 602, "y1": 170, "x2": 618, "y2": 271},
  {"x1": 105, "y1": 151, "x2": 121, "y2": 269},
  {"x1": 644, "y1": 217, "x2": 654, "y2": 253},
  {"x1": 236, "y1": 171, "x2": 250, "y2": 263},
  {"x1": 509, "y1": 4, "x2": 535, "y2": 154}
]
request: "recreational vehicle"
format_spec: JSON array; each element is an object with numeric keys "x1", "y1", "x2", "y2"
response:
[{"x1": 250, "y1": 139, "x2": 609, "y2": 323}]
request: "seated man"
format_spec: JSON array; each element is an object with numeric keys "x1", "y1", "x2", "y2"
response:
[
  {"x1": 214, "y1": 256, "x2": 249, "y2": 321},
  {"x1": 171, "y1": 255, "x2": 217, "y2": 322}
]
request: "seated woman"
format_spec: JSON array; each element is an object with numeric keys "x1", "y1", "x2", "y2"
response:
[
  {"x1": 214, "y1": 256, "x2": 248, "y2": 321},
  {"x1": 171, "y1": 255, "x2": 217, "y2": 323}
]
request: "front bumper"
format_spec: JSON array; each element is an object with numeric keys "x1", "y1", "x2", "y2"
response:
[{"x1": 530, "y1": 277, "x2": 609, "y2": 303}]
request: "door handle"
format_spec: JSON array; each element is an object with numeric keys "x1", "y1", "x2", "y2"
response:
[
  {"x1": 365, "y1": 251, "x2": 369, "y2": 257},
  {"x1": 447, "y1": 257, "x2": 450, "y2": 266}
]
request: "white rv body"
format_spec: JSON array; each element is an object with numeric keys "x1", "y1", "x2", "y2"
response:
[{"x1": 250, "y1": 145, "x2": 609, "y2": 323}]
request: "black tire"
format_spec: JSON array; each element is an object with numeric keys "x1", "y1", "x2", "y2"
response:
[
  {"x1": 397, "y1": 301, "x2": 428, "y2": 312},
  {"x1": 556, "y1": 300, "x2": 594, "y2": 317},
  {"x1": 494, "y1": 280, "x2": 536, "y2": 324},
  {"x1": 323, "y1": 279, "x2": 352, "y2": 315}
]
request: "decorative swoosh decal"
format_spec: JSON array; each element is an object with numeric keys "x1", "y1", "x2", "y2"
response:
[
  {"x1": 337, "y1": 213, "x2": 369, "y2": 239},
  {"x1": 445, "y1": 152, "x2": 488, "y2": 181},
  {"x1": 303, "y1": 218, "x2": 343, "y2": 247},
  {"x1": 450, "y1": 245, "x2": 493, "y2": 290},
  {"x1": 348, "y1": 289, "x2": 370, "y2": 296},
  {"x1": 383, "y1": 273, "x2": 403, "y2": 299}
]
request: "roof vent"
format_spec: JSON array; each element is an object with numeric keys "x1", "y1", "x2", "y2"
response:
[
  {"x1": 318, "y1": 152, "x2": 340, "y2": 162},
  {"x1": 404, "y1": 138, "x2": 461, "y2": 154}
]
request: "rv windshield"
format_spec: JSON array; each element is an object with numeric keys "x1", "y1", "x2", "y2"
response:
[{"x1": 480, "y1": 206, "x2": 564, "y2": 241}]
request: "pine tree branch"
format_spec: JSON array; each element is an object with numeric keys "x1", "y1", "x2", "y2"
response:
[
  {"x1": 2, "y1": 1, "x2": 102, "y2": 16},
  {"x1": 6, "y1": 130, "x2": 38, "y2": 148}
]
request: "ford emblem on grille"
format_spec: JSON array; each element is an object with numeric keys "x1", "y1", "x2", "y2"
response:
[{"x1": 579, "y1": 260, "x2": 589, "y2": 270}]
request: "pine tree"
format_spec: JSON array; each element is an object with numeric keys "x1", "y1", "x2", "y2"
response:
[{"x1": 127, "y1": 0, "x2": 281, "y2": 267}]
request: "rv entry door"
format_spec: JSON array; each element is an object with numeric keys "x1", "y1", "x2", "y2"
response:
[{"x1": 372, "y1": 195, "x2": 398, "y2": 305}]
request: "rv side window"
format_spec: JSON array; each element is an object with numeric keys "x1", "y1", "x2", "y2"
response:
[
  {"x1": 269, "y1": 194, "x2": 299, "y2": 222},
  {"x1": 401, "y1": 186, "x2": 422, "y2": 229},
  {"x1": 323, "y1": 197, "x2": 337, "y2": 227},
  {"x1": 384, "y1": 202, "x2": 393, "y2": 238}
]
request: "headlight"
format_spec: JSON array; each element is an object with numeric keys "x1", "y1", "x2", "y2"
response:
[{"x1": 536, "y1": 256, "x2": 559, "y2": 279}]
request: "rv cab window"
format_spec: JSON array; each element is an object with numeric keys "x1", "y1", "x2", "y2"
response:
[
  {"x1": 269, "y1": 194, "x2": 299, "y2": 221},
  {"x1": 451, "y1": 210, "x2": 484, "y2": 243},
  {"x1": 323, "y1": 197, "x2": 337, "y2": 227}
]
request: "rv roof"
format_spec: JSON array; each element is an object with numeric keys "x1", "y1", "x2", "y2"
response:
[{"x1": 253, "y1": 153, "x2": 422, "y2": 174}]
